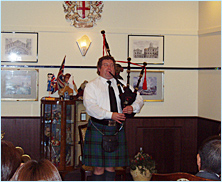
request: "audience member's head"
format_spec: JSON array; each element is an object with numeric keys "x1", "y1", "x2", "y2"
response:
[
  {"x1": 197, "y1": 135, "x2": 221, "y2": 175},
  {"x1": 1, "y1": 140, "x2": 22, "y2": 181},
  {"x1": 10, "y1": 159, "x2": 62, "y2": 181}
]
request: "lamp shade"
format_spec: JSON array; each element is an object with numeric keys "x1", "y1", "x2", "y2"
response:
[{"x1": 76, "y1": 35, "x2": 91, "y2": 56}]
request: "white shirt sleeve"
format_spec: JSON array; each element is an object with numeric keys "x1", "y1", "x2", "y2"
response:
[
  {"x1": 83, "y1": 78, "x2": 113, "y2": 120},
  {"x1": 131, "y1": 91, "x2": 144, "y2": 113}
]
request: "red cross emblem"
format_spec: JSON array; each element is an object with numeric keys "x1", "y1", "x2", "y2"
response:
[{"x1": 77, "y1": 1, "x2": 90, "y2": 19}]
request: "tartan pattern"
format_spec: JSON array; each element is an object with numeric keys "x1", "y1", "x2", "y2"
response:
[{"x1": 82, "y1": 120, "x2": 129, "y2": 167}]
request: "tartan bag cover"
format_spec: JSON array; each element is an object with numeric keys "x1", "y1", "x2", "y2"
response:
[{"x1": 82, "y1": 119, "x2": 129, "y2": 167}]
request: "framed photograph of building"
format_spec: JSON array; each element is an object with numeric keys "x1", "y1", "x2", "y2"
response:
[
  {"x1": 1, "y1": 69, "x2": 39, "y2": 101},
  {"x1": 130, "y1": 70, "x2": 164, "y2": 102},
  {"x1": 1, "y1": 32, "x2": 38, "y2": 62},
  {"x1": 128, "y1": 35, "x2": 164, "y2": 64}
]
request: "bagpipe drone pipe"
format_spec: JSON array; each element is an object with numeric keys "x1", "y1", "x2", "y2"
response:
[{"x1": 101, "y1": 30, "x2": 147, "y2": 118}]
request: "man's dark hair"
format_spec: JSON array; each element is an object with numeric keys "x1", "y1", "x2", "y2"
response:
[
  {"x1": 198, "y1": 136, "x2": 221, "y2": 174},
  {"x1": 97, "y1": 56, "x2": 116, "y2": 75}
]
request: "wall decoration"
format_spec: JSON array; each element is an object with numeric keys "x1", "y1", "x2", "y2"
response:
[
  {"x1": 130, "y1": 71, "x2": 164, "y2": 102},
  {"x1": 1, "y1": 32, "x2": 38, "y2": 63},
  {"x1": 63, "y1": 1, "x2": 104, "y2": 28},
  {"x1": 76, "y1": 35, "x2": 92, "y2": 56},
  {"x1": 1, "y1": 69, "x2": 39, "y2": 101},
  {"x1": 128, "y1": 35, "x2": 164, "y2": 64}
]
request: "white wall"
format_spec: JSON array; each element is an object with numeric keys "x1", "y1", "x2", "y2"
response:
[
  {"x1": 1, "y1": 1, "x2": 218, "y2": 120},
  {"x1": 198, "y1": 1, "x2": 221, "y2": 121}
]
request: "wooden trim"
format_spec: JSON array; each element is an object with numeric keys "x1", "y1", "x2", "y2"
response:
[
  {"x1": 1, "y1": 116, "x2": 40, "y2": 119},
  {"x1": 1, "y1": 116, "x2": 220, "y2": 173}
]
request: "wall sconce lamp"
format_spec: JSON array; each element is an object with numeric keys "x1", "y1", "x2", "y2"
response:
[{"x1": 76, "y1": 35, "x2": 92, "y2": 56}]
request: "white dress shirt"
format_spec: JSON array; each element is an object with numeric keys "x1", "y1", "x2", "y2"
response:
[{"x1": 83, "y1": 76, "x2": 144, "y2": 120}]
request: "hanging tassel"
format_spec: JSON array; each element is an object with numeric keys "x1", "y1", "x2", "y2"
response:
[{"x1": 142, "y1": 67, "x2": 147, "y2": 90}]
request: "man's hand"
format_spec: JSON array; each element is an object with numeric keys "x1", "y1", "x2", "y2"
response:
[
  {"x1": 111, "y1": 112, "x2": 126, "y2": 124},
  {"x1": 122, "y1": 106, "x2": 133, "y2": 114}
]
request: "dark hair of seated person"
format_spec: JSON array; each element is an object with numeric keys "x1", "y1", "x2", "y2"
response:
[
  {"x1": 1, "y1": 140, "x2": 22, "y2": 181},
  {"x1": 10, "y1": 159, "x2": 62, "y2": 181}
]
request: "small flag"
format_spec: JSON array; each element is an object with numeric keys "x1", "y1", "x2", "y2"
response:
[{"x1": 53, "y1": 55, "x2": 66, "y2": 93}]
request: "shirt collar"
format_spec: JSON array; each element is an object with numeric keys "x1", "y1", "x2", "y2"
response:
[
  {"x1": 199, "y1": 170, "x2": 220, "y2": 178},
  {"x1": 99, "y1": 76, "x2": 115, "y2": 84}
]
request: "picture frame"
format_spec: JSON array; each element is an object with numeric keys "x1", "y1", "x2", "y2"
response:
[
  {"x1": 1, "y1": 32, "x2": 38, "y2": 63},
  {"x1": 130, "y1": 70, "x2": 164, "y2": 102},
  {"x1": 128, "y1": 35, "x2": 164, "y2": 64},
  {"x1": 1, "y1": 68, "x2": 39, "y2": 101}
]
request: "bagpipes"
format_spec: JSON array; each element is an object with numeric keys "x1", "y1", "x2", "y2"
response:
[{"x1": 101, "y1": 30, "x2": 147, "y2": 118}]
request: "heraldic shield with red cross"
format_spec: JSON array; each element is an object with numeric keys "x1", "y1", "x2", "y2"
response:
[
  {"x1": 77, "y1": 1, "x2": 90, "y2": 19},
  {"x1": 63, "y1": 1, "x2": 104, "y2": 28}
]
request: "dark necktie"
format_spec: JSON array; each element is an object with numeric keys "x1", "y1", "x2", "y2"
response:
[{"x1": 107, "y1": 81, "x2": 118, "y2": 112}]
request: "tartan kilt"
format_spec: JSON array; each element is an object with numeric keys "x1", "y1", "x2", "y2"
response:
[{"x1": 82, "y1": 119, "x2": 129, "y2": 167}]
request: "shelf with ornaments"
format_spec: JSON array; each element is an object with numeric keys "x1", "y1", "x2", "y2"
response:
[{"x1": 40, "y1": 97, "x2": 79, "y2": 174}]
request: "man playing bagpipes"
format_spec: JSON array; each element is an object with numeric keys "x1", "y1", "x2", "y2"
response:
[{"x1": 82, "y1": 31, "x2": 145, "y2": 181}]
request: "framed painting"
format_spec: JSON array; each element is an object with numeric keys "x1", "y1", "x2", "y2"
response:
[
  {"x1": 128, "y1": 35, "x2": 164, "y2": 64},
  {"x1": 1, "y1": 69, "x2": 39, "y2": 101},
  {"x1": 1, "y1": 32, "x2": 38, "y2": 62},
  {"x1": 130, "y1": 70, "x2": 164, "y2": 102}
]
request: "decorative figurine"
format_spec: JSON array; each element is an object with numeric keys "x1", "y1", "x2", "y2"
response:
[
  {"x1": 51, "y1": 56, "x2": 76, "y2": 99},
  {"x1": 47, "y1": 73, "x2": 56, "y2": 95},
  {"x1": 58, "y1": 73, "x2": 74, "y2": 99},
  {"x1": 51, "y1": 137, "x2": 60, "y2": 146},
  {"x1": 76, "y1": 80, "x2": 88, "y2": 99},
  {"x1": 44, "y1": 126, "x2": 57, "y2": 161},
  {"x1": 44, "y1": 126, "x2": 50, "y2": 146}
]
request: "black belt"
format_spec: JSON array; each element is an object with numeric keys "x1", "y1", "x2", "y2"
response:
[{"x1": 91, "y1": 117, "x2": 115, "y2": 126}]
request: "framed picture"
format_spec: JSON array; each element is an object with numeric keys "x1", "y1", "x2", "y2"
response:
[
  {"x1": 130, "y1": 70, "x2": 164, "y2": 102},
  {"x1": 1, "y1": 69, "x2": 39, "y2": 101},
  {"x1": 1, "y1": 32, "x2": 38, "y2": 62},
  {"x1": 128, "y1": 35, "x2": 164, "y2": 64}
]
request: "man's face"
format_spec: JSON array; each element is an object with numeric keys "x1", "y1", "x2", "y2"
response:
[{"x1": 99, "y1": 59, "x2": 115, "y2": 80}]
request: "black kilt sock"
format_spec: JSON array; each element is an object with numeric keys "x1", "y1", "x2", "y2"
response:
[
  {"x1": 104, "y1": 170, "x2": 116, "y2": 181},
  {"x1": 91, "y1": 173, "x2": 105, "y2": 181}
]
